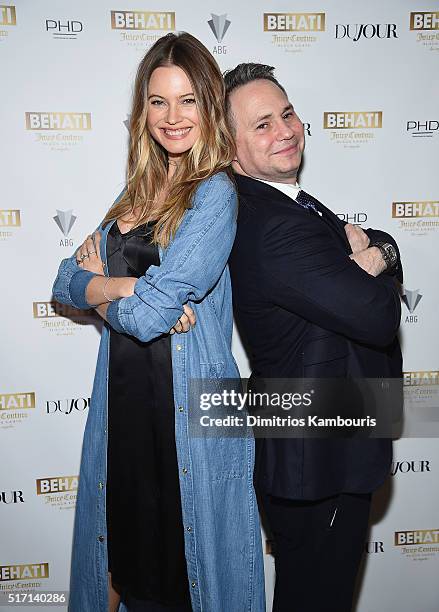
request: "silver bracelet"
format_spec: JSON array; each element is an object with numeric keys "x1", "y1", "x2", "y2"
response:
[{"x1": 102, "y1": 277, "x2": 116, "y2": 303}]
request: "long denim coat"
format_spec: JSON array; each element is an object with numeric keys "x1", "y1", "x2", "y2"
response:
[{"x1": 52, "y1": 172, "x2": 265, "y2": 612}]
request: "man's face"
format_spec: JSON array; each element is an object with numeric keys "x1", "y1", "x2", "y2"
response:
[{"x1": 229, "y1": 79, "x2": 305, "y2": 184}]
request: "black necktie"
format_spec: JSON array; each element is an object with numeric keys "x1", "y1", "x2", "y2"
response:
[{"x1": 295, "y1": 190, "x2": 322, "y2": 215}]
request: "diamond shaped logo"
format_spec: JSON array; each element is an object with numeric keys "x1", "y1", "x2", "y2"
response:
[
  {"x1": 123, "y1": 114, "x2": 131, "y2": 131},
  {"x1": 208, "y1": 13, "x2": 231, "y2": 43},
  {"x1": 401, "y1": 288, "x2": 423, "y2": 313},
  {"x1": 53, "y1": 210, "x2": 77, "y2": 237}
]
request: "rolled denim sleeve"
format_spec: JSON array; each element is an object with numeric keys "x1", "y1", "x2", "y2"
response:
[
  {"x1": 52, "y1": 254, "x2": 98, "y2": 310},
  {"x1": 105, "y1": 173, "x2": 237, "y2": 342}
]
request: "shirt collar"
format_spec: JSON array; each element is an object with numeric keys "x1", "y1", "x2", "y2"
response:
[{"x1": 254, "y1": 178, "x2": 301, "y2": 201}]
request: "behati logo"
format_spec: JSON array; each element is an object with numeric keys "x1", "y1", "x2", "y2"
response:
[
  {"x1": 208, "y1": 13, "x2": 231, "y2": 43},
  {"x1": 401, "y1": 288, "x2": 423, "y2": 313},
  {"x1": 53, "y1": 210, "x2": 76, "y2": 237}
]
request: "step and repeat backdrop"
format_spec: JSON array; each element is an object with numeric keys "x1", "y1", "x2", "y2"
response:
[{"x1": 1, "y1": 1, "x2": 438, "y2": 610}]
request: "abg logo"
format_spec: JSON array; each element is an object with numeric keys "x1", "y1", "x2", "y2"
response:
[
  {"x1": 392, "y1": 201, "x2": 439, "y2": 218},
  {"x1": 336, "y1": 212, "x2": 368, "y2": 224},
  {"x1": 391, "y1": 460, "x2": 431, "y2": 476},
  {"x1": 0, "y1": 393, "x2": 35, "y2": 411},
  {"x1": 45, "y1": 19, "x2": 83, "y2": 38},
  {"x1": 36, "y1": 476, "x2": 78, "y2": 495},
  {"x1": 111, "y1": 10, "x2": 175, "y2": 30},
  {"x1": 410, "y1": 12, "x2": 439, "y2": 31},
  {"x1": 0, "y1": 210, "x2": 20, "y2": 227},
  {"x1": 264, "y1": 13, "x2": 325, "y2": 32},
  {"x1": 395, "y1": 529, "x2": 439, "y2": 545},
  {"x1": 46, "y1": 397, "x2": 90, "y2": 415},
  {"x1": 33, "y1": 301, "x2": 90, "y2": 319},
  {"x1": 324, "y1": 112, "x2": 382, "y2": 129},
  {"x1": 0, "y1": 5, "x2": 16, "y2": 26},
  {"x1": 335, "y1": 23, "x2": 397, "y2": 41},
  {"x1": 0, "y1": 490, "x2": 24, "y2": 504},
  {"x1": 406, "y1": 120, "x2": 439, "y2": 138},
  {"x1": 25, "y1": 112, "x2": 91, "y2": 130},
  {"x1": 365, "y1": 541, "x2": 384, "y2": 553},
  {"x1": 0, "y1": 563, "x2": 49, "y2": 581},
  {"x1": 404, "y1": 371, "x2": 439, "y2": 385}
]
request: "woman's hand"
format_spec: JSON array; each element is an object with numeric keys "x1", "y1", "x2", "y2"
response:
[
  {"x1": 76, "y1": 232, "x2": 105, "y2": 275},
  {"x1": 169, "y1": 304, "x2": 196, "y2": 334}
]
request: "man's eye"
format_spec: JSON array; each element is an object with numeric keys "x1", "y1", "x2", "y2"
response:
[
  {"x1": 256, "y1": 123, "x2": 268, "y2": 130},
  {"x1": 283, "y1": 112, "x2": 294, "y2": 120}
]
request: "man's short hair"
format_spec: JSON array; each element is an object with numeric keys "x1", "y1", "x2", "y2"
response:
[{"x1": 223, "y1": 63, "x2": 287, "y2": 130}]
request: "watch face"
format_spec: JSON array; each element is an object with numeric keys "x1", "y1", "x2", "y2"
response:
[{"x1": 384, "y1": 244, "x2": 397, "y2": 265}]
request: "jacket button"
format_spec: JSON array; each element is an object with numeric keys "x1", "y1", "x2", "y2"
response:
[
  {"x1": 191, "y1": 581, "x2": 196, "y2": 588},
  {"x1": 176, "y1": 344, "x2": 182, "y2": 351},
  {"x1": 182, "y1": 467, "x2": 188, "y2": 475},
  {"x1": 178, "y1": 406, "x2": 184, "y2": 412},
  {"x1": 186, "y1": 526, "x2": 192, "y2": 532},
  {"x1": 98, "y1": 535, "x2": 104, "y2": 542},
  {"x1": 98, "y1": 482, "x2": 104, "y2": 490}
]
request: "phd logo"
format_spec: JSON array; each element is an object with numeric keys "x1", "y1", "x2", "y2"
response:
[
  {"x1": 401, "y1": 287, "x2": 422, "y2": 324},
  {"x1": 406, "y1": 120, "x2": 439, "y2": 138},
  {"x1": 336, "y1": 212, "x2": 368, "y2": 225},
  {"x1": 45, "y1": 19, "x2": 83, "y2": 39},
  {"x1": 53, "y1": 209, "x2": 76, "y2": 246},
  {"x1": 335, "y1": 23, "x2": 398, "y2": 42},
  {"x1": 208, "y1": 13, "x2": 231, "y2": 54}
]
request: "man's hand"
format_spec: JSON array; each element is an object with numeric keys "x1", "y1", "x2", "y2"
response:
[
  {"x1": 350, "y1": 247, "x2": 386, "y2": 277},
  {"x1": 344, "y1": 224, "x2": 370, "y2": 254},
  {"x1": 170, "y1": 304, "x2": 196, "y2": 334}
]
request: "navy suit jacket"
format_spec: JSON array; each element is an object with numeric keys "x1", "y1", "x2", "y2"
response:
[{"x1": 229, "y1": 174, "x2": 403, "y2": 500}]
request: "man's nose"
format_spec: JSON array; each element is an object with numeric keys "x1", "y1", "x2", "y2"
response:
[{"x1": 275, "y1": 121, "x2": 294, "y2": 140}]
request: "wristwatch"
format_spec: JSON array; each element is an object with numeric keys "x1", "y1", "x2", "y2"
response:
[{"x1": 369, "y1": 242, "x2": 398, "y2": 271}]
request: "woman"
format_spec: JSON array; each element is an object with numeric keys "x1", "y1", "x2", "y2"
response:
[{"x1": 52, "y1": 33, "x2": 264, "y2": 612}]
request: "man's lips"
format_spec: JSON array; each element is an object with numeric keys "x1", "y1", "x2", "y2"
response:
[{"x1": 272, "y1": 143, "x2": 299, "y2": 156}]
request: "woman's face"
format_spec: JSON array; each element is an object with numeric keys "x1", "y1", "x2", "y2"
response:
[{"x1": 146, "y1": 65, "x2": 201, "y2": 159}]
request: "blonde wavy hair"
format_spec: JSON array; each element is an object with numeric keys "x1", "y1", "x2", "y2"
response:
[{"x1": 102, "y1": 32, "x2": 235, "y2": 247}]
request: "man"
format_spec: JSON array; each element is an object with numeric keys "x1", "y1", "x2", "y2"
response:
[{"x1": 225, "y1": 64, "x2": 402, "y2": 612}]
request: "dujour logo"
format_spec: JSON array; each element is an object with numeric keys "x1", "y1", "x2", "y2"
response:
[
  {"x1": 46, "y1": 397, "x2": 90, "y2": 415},
  {"x1": 0, "y1": 490, "x2": 25, "y2": 504},
  {"x1": 335, "y1": 23, "x2": 398, "y2": 41},
  {"x1": 391, "y1": 460, "x2": 431, "y2": 476}
]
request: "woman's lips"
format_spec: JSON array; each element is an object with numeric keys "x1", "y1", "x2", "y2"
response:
[{"x1": 161, "y1": 127, "x2": 192, "y2": 140}]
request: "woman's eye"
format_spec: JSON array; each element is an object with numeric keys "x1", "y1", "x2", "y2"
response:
[
  {"x1": 182, "y1": 98, "x2": 196, "y2": 104},
  {"x1": 151, "y1": 99, "x2": 164, "y2": 106},
  {"x1": 256, "y1": 123, "x2": 268, "y2": 130}
]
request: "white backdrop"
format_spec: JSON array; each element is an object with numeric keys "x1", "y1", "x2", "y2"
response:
[{"x1": 1, "y1": 1, "x2": 438, "y2": 610}]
